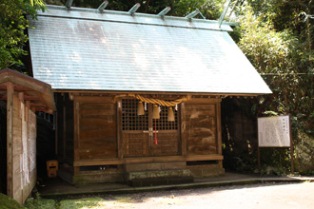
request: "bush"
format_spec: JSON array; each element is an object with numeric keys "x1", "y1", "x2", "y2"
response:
[
  {"x1": 0, "y1": 193, "x2": 24, "y2": 209},
  {"x1": 295, "y1": 131, "x2": 314, "y2": 175}
]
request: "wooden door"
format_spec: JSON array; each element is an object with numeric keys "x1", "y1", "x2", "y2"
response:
[
  {"x1": 121, "y1": 99, "x2": 179, "y2": 157},
  {"x1": 76, "y1": 97, "x2": 117, "y2": 160}
]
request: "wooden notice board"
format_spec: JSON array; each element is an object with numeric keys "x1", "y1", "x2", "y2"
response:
[
  {"x1": 257, "y1": 115, "x2": 294, "y2": 173},
  {"x1": 258, "y1": 115, "x2": 291, "y2": 147}
]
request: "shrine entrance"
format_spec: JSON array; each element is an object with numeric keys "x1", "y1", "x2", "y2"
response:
[{"x1": 121, "y1": 99, "x2": 180, "y2": 157}]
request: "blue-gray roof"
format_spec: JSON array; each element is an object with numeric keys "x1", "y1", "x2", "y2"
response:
[{"x1": 28, "y1": 5, "x2": 271, "y2": 95}]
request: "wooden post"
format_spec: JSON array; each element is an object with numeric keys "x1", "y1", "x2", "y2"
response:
[
  {"x1": 73, "y1": 99, "x2": 80, "y2": 175},
  {"x1": 290, "y1": 139, "x2": 294, "y2": 174},
  {"x1": 257, "y1": 147, "x2": 261, "y2": 172},
  {"x1": 117, "y1": 100, "x2": 123, "y2": 159},
  {"x1": 289, "y1": 115, "x2": 294, "y2": 174},
  {"x1": 257, "y1": 116, "x2": 261, "y2": 172},
  {"x1": 6, "y1": 83, "x2": 14, "y2": 197},
  {"x1": 54, "y1": 96, "x2": 59, "y2": 156},
  {"x1": 63, "y1": 95, "x2": 67, "y2": 160},
  {"x1": 216, "y1": 100, "x2": 223, "y2": 168},
  {"x1": 180, "y1": 103, "x2": 187, "y2": 156}
]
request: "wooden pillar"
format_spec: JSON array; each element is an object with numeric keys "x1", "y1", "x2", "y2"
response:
[
  {"x1": 6, "y1": 83, "x2": 14, "y2": 197},
  {"x1": 73, "y1": 100, "x2": 80, "y2": 175},
  {"x1": 117, "y1": 100, "x2": 123, "y2": 159},
  {"x1": 63, "y1": 95, "x2": 67, "y2": 160},
  {"x1": 216, "y1": 100, "x2": 223, "y2": 168},
  {"x1": 180, "y1": 103, "x2": 187, "y2": 156}
]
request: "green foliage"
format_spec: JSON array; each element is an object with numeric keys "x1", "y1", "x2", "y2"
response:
[
  {"x1": 47, "y1": 0, "x2": 225, "y2": 19},
  {"x1": 222, "y1": 1, "x2": 314, "y2": 174},
  {"x1": 24, "y1": 193, "x2": 56, "y2": 209},
  {"x1": 172, "y1": 0, "x2": 225, "y2": 18},
  {"x1": 59, "y1": 197, "x2": 104, "y2": 209},
  {"x1": 0, "y1": 0, "x2": 45, "y2": 69},
  {"x1": 24, "y1": 199, "x2": 56, "y2": 209},
  {"x1": 235, "y1": 1, "x2": 314, "y2": 120},
  {"x1": 0, "y1": 193, "x2": 25, "y2": 209},
  {"x1": 295, "y1": 131, "x2": 314, "y2": 175},
  {"x1": 236, "y1": 3, "x2": 314, "y2": 127}
]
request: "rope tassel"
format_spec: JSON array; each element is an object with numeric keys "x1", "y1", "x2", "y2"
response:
[
  {"x1": 152, "y1": 104, "x2": 160, "y2": 119},
  {"x1": 168, "y1": 107, "x2": 175, "y2": 122}
]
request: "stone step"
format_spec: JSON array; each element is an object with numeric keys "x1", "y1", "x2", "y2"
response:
[{"x1": 126, "y1": 169, "x2": 194, "y2": 187}]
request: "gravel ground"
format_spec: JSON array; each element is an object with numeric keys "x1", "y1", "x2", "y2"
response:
[{"x1": 97, "y1": 182, "x2": 314, "y2": 209}]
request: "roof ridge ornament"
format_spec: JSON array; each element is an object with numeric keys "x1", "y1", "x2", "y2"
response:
[
  {"x1": 158, "y1": 6, "x2": 171, "y2": 18},
  {"x1": 128, "y1": 3, "x2": 141, "y2": 16},
  {"x1": 185, "y1": 9, "x2": 200, "y2": 19},
  {"x1": 98, "y1": 0, "x2": 109, "y2": 13},
  {"x1": 65, "y1": 0, "x2": 73, "y2": 10},
  {"x1": 185, "y1": 9, "x2": 206, "y2": 20},
  {"x1": 218, "y1": 0, "x2": 232, "y2": 28}
]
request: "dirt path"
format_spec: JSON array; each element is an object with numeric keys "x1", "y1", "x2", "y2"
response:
[{"x1": 94, "y1": 182, "x2": 314, "y2": 209}]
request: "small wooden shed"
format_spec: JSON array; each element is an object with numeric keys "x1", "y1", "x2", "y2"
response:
[
  {"x1": 27, "y1": 5, "x2": 271, "y2": 185},
  {"x1": 0, "y1": 69, "x2": 55, "y2": 204}
]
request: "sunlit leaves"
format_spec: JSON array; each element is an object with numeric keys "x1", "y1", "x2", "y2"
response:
[{"x1": 0, "y1": 0, "x2": 45, "y2": 69}]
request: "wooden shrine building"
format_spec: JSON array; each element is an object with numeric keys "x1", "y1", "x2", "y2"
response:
[{"x1": 27, "y1": 5, "x2": 271, "y2": 185}]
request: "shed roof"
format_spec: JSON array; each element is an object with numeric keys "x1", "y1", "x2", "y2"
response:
[
  {"x1": 0, "y1": 69, "x2": 55, "y2": 113},
  {"x1": 28, "y1": 5, "x2": 271, "y2": 95}
]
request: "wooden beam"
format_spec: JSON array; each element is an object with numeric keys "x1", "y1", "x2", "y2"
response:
[
  {"x1": 73, "y1": 155, "x2": 223, "y2": 166},
  {"x1": 74, "y1": 159, "x2": 122, "y2": 166},
  {"x1": 73, "y1": 95, "x2": 114, "y2": 103},
  {"x1": 185, "y1": 154, "x2": 223, "y2": 161},
  {"x1": 185, "y1": 98, "x2": 221, "y2": 104},
  {"x1": 0, "y1": 70, "x2": 56, "y2": 112}
]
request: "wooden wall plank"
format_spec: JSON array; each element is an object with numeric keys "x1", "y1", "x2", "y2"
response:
[
  {"x1": 182, "y1": 99, "x2": 220, "y2": 156},
  {"x1": 12, "y1": 94, "x2": 23, "y2": 204},
  {"x1": 75, "y1": 96, "x2": 117, "y2": 161},
  {"x1": 6, "y1": 83, "x2": 14, "y2": 198},
  {"x1": 27, "y1": 108, "x2": 37, "y2": 193},
  {"x1": 122, "y1": 132, "x2": 147, "y2": 157},
  {"x1": 149, "y1": 131, "x2": 179, "y2": 156}
]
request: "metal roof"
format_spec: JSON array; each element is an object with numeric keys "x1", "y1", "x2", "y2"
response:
[{"x1": 28, "y1": 5, "x2": 272, "y2": 95}]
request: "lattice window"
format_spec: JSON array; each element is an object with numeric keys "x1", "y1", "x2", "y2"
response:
[
  {"x1": 122, "y1": 99, "x2": 148, "y2": 130},
  {"x1": 122, "y1": 99, "x2": 178, "y2": 131},
  {"x1": 155, "y1": 106, "x2": 178, "y2": 130}
]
